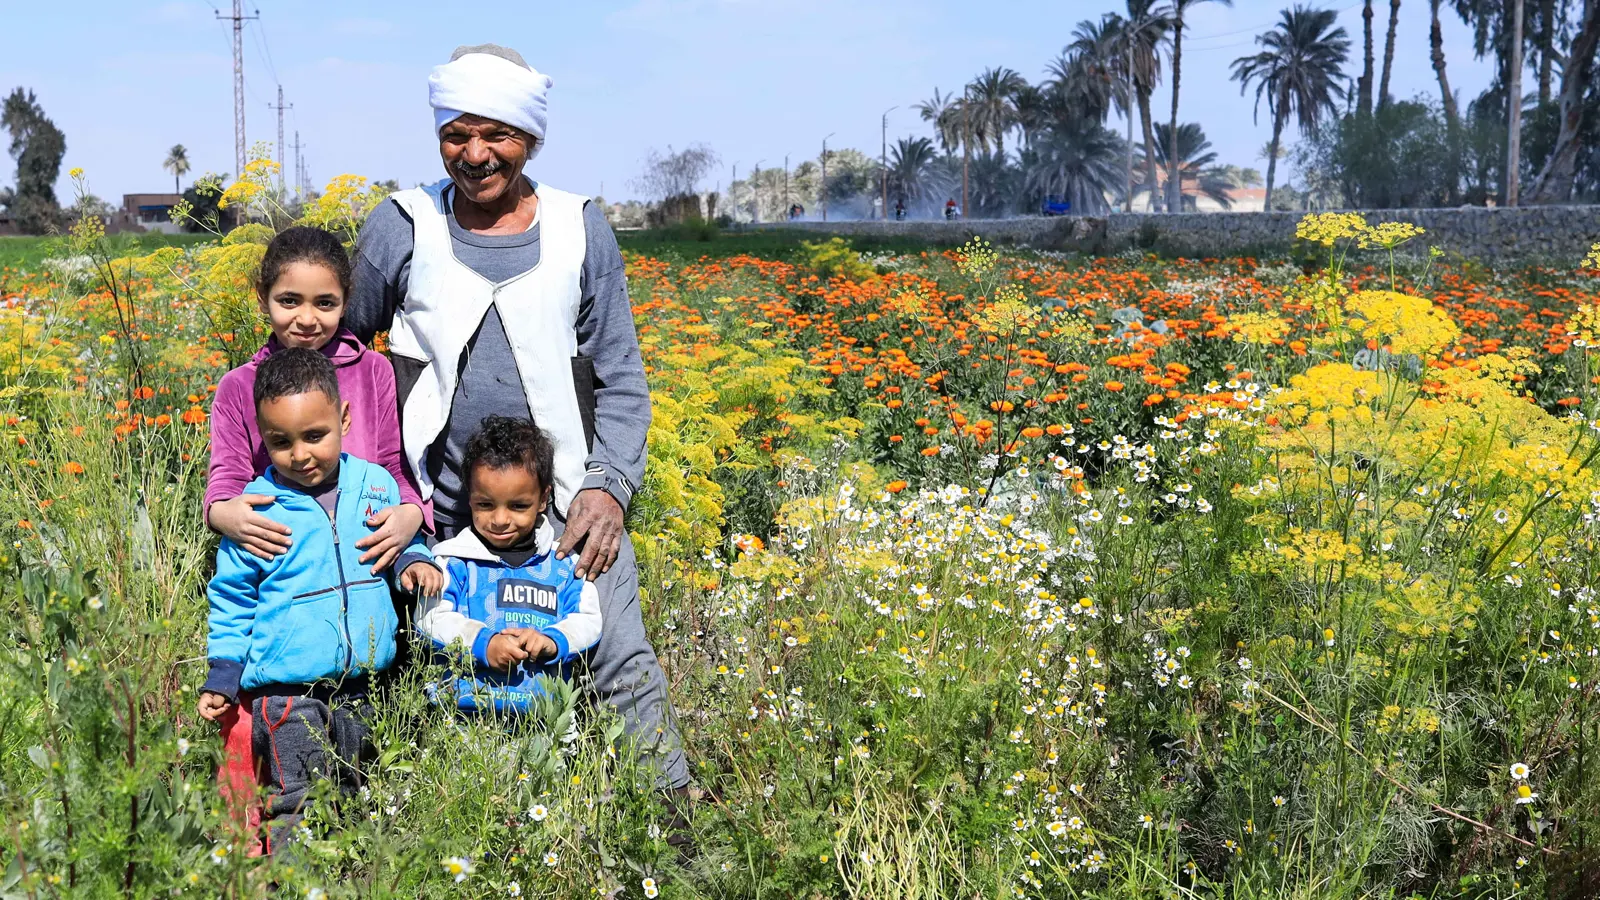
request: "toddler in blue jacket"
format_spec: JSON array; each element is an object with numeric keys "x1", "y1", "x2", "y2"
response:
[
  {"x1": 417, "y1": 415, "x2": 602, "y2": 713},
  {"x1": 197, "y1": 348, "x2": 443, "y2": 852}
]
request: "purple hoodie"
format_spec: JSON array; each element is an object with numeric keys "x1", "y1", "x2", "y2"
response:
[{"x1": 204, "y1": 327, "x2": 426, "y2": 525}]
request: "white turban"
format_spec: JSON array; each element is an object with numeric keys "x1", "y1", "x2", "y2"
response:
[{"x1": 429, "y1": 52, "x2": 554, "y2": 154}]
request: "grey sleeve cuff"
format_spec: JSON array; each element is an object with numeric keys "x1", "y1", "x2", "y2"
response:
[{"x1": 580, "y1": 468, "x2": 636, "y2": 513}]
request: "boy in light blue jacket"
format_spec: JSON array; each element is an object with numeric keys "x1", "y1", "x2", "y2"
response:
[
  {"x1": 197, "y1": 348, "x2": 443, "y2": 852},
  {"x1": 417, "y1": 416, "x2": 602, "y2": 714}
]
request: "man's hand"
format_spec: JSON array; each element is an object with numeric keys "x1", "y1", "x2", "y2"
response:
[
  {"x1": 209, "y1": 495, "x2": 292, "y2": 561},
  {"x1": 486, "y1": 630, "x2": 532, "y2": 672},
  {"x1": 400, "y1": 561, "x2": 444, "y2": 598},
  {"x1": 357, "y1": 504, "x2": 426, "y2": 573},
  {"x1": 197, "y1": 691, "x2": 234, "y2": 722},
  {"x1": 556, "y1": 489, "x2": 623, "y2": 581}
]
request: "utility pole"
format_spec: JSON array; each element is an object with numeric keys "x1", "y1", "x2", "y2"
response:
[
  {"x1": 289, "y1": 130, "x2": 306, "y2": 200},
  {"x1": 961, "y1": 91, "x2": 970, "y2": 219},
  {"x1": 783, "y1": 154, "x2": 790, "y2": 217},
  {"x1": 881, "y1": 106, "x2": 896, "y2": 220},
  {"x1": 217, "y1": 0, "x2": 258, "y2": 180},
  {"x1": 1125, "y1": 42, "x2": 1135, "y2": 212},
  {"x1": 821, "y1": 133, "x2": 835, "y2": 222},
  {"x1": 269, "y1": 86, "x2": 292, "y2": 196},
  {"x1": 1505, "y1": 0, "x2": 1525, "y2": 206}
]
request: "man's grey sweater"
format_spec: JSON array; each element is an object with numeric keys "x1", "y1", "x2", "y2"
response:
[{"x1": 346, "y1": 187, "x2": 649, "y2": 534}]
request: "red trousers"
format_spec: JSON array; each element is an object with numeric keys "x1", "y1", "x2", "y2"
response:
[{"x1": 216, "y1": 691, "x2": 265, "y2": 856}]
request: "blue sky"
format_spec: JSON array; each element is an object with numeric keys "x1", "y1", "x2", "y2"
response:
[{"x1": 2, "y1": 0, "x2": 1500, "y2": 204}]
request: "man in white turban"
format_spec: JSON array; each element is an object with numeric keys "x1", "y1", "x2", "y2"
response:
[{"x1": 347, "y1": 45, "x2": 691, "y2": 813}]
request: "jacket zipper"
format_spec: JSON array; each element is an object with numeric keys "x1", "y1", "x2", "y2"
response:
[{"x1": 328, "y1": 488, "x2": 354, "y2": 672}]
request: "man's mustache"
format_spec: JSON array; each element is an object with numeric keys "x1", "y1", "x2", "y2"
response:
[{"x1": 453, "y1": 158, "x2": 505, "y2": 179}]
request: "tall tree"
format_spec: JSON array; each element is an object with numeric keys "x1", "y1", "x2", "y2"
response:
[
  {"x1": 163, "y1": 144, "x2": 191, "y2": 195},
  {"x1": 888, "y1": 136, "x2": 948, "y2": 211},
  {"x1": 1232, "y1": 5, "x2": 1351, "y2": 210},
  {"x1": 1167, "y1": 0, "x2": 1233, "y2": 212},
  {"x1": 1527, "y1": 0, "x2": 1600, "y2": 202},
  {"x1": 1359, "y1": 0, "x2": 1376, "y2": 114},
  {"x1": 966, "y1": 67, "x2": 1028, "y2": 157},
  {"x1": 1123, "y1": 0, "x2": 1173, "y2": 211},
  {"x1": 1429, "y1": 0, "x2": 1461, "y2": 131},
  {"x1": 1025, "y1": 120, "x2": 1125, "y2": 214},
  {"x1": 1147, "y1": 122, "x2": 1236, "y2": 208},
  {"x1": 0, "y1": 88, "x2": 66, "y2": 234},
  {"x1": 1506, "y1": 0, "x2": 1525, "y2": 205},
  {"x1": 915, "y1": 88, "x2": 963, "y2": 154},
  {"x1": 1378, "y1": 0, "x2": 1402, "y2": 109}
]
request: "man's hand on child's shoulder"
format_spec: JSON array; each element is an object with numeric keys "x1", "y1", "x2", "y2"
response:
[
  {"x1": 399, "y1": 560, "x2": 444, "y2": 598},
  {"x1": 197, "y1": 690, "x2": 234, "y2": 722}
]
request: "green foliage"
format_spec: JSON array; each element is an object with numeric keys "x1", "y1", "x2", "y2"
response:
[
  {"x1": 800, "y1": 237, "x2": 878, "y2": 282},
  {"x1": 0, "y1": 88, "x2": 66, "y2": 235}
]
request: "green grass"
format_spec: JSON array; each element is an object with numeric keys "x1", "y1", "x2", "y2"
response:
[{"x1": 0, "y1": 232, "x2": 212, "y2": 272}]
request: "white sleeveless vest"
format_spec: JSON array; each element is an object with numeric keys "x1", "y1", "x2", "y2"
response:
[{"x1": 386, "y1": 179, "x2": 591, "y2": 514}]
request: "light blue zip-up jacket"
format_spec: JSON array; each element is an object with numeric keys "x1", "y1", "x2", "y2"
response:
[
  {"x1": 417, "y1": 523, "x2": 602, "y2": 712},
  {"x1": 202, "y1": 454, "x2": 432, "y2": 699}
]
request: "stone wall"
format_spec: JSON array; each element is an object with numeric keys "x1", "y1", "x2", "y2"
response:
[{"x1": 751, "y1": 206, "x2": 1600, "y2": 264}]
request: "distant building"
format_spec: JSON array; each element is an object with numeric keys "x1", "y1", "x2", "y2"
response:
[
  {"x1": 113, "y1": 193, "x2": 184, "y2": 234},
  {"x1": 1124, "y1": 177, "x2": 1267, "y2": 213}
]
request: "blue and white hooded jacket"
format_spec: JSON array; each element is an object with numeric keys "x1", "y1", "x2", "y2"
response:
[
  {"x1": 202, "y1": 454, "x2": 431, "y2": 700},
  {"x1": 418, "y1": 521, "x2": 602, "y2": 713}
]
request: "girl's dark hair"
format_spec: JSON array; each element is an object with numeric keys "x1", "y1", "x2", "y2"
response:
[
  {"x1": 256, "y1": 226, "x2": 353, "y2": 300},
  {"x1": 254, "y1": 347, "x2": 341, "y2": 410},
  {"x1": 464, "y1": 416, "x2": 555, "y2": 494}
]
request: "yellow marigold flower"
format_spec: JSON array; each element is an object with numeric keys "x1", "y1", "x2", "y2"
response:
[
  {"x1": 1224, "y1": 311, "x2": 1292, "y2": 346},
  {"x1": 1344, "y1": 290, "x2": 1460, "y2": 359},
  {"x1": 1295, "y1": 212, "x2": 1368, "y2": 247},
  {"x1": 1358, "y1": 220, "x2": 1425, "y2": 250}
]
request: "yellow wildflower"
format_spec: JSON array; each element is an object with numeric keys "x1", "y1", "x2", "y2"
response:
[
  {"x1": 1224, "y1": 311, "x2": 1292, "y2": 346},
  {"x1": 1359, "y1": 221, "x2": 1425, "y2": 251},
  {"x1": 1344, "y1": 290, "x2": 1460, "y2": 359},
  {"x1": 1296, "y1": 212, "x2": 1368, "y2": 247}
]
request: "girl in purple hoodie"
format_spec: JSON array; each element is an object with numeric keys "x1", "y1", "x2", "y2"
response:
[{"x1": 204, "y1": 226, "x2": 426, "y2": 846}]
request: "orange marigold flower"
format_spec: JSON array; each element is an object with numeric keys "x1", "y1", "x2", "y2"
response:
[
  {"x1": 1104, "y1": 380, "x2": 1125, "y2": 392},
  {"x1": 61, "y1": 462, "x2": 84, "y2": 476},
  {"x1": 919, "y1": 447, "x2": 941, "y2": 457},
  {"x1": 1046, "y1": 424, "x2": 1065, "y2": 436},
  {"x1": 1020, "y1": 426, "x2": 1045, "y2": 439},
  {"x1": 885, "y1": 480, "x2": 909, "y2": 493},
  {"x1": 133, "y1": 386, "x2": 155, "y2": 400},
  {"x1": 17, "y1": 519, "x2": 32, "y2": 530},
  {"x1": 154, "y1": 414, "x2": 173, "y2": 427},
  {"x1": 182, "y1": 406, "x2": 208, "y2": 426}
]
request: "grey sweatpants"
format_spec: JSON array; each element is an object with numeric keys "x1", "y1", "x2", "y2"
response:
[
  {"x1": 252, "y1": 688, "x2": 373, "y2": 853},
  {"x1": 435, "y1": 514, "x2": 690, "y2": 789}
]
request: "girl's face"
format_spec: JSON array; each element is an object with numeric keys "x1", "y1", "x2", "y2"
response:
[{"x1": 259, "y1": 260, "x2": 345, "y2": 350}]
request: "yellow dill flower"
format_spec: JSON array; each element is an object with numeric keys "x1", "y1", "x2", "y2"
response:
[
  {"x1": 1583, "y1": 241, "x2": 1600, "y2": 271},
  {"x1": 955, "y1": 236, "x2": 998, "y2": 278},
  {"x1": 1564, "y1": 303, "x2": 1600, "y2": 348},
  {"x1": 974, "y1": 284, "x2": 1040, "y2": 336},
  {"x1": 1295, "y1": 212, "x2": 1368, "y2": 247},
  {"x1": 1358, "y1": 220, "x2": 1425, "y2": 250},
  {"x1": 1224, "y1": 311, "x2": 1292, "y2": 345},
  {"x1": 1344, "y1": 290, "x2": 1460, "y2": 359}
]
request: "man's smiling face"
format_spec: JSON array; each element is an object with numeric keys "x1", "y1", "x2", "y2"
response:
[{"x1": 439, "y1": 114, "x2": 533, "y2": 206}]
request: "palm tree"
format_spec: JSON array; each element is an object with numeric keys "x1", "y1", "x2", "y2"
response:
[
  {"x1": 1122, "y1": 0, "x2": 1174, "y2": 210},
  {"x1": 163, "y1": 144, "x2": 191, "y2": 195},
  {"x1": 1231, "y1": 5, "x2": 1351, "y2": 209},
  {"x1": 1167, "y1": 0, "x2": 1233, "y2": 212},
  {"x1": 914, "y1": 88, "x2": 963, "y2": 154},
  {"x1": 1145, "y1": 122, "x2": 1234, "y2": 209},
  {"x1": 1025, "y1": 121, "x2": 1125, "y2": 214},
  {"x1": 888, "y1": 137, "x2": 944, "y2": 211},
  {"x1": 965, "y1": 67, "x2": 1028, "y2": 157},
  {"x1": 1010, "y1": 83, "x2": 1050, "y2": 152},
  {"x1": 1378, "y1": 0, "x2": 1401, "y2": 109},
  {"x1": 1358, "y1": 0, "x2": 1375, "y2": 114},
  {"x1": 1056, "y1": 18, "x2": 1123, "y2": 126},
  {"x1": 1429, "y1": 0, "x2": 1461, "y2": 132}
]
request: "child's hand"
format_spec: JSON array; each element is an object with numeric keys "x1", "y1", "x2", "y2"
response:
[
  {"x1": 519, "y1": 630, "x2": 559, "y2": 664},
  {"x1": 400, "y1": 561, "x2": 444, "y2": 598},
  {"x1": 197, "y1": 691, "x2": 234, "y2": 722},
  {"x1": 357, "y1": 503, "x2": 426, "y2": 573},
  {"x1": 486, "y1": 631, "x2": 531, "y2": 672}
]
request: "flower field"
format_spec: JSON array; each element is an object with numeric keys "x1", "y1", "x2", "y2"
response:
[{"x1": 4, "y1": 178, "x2": 1600, "y2": 898}]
